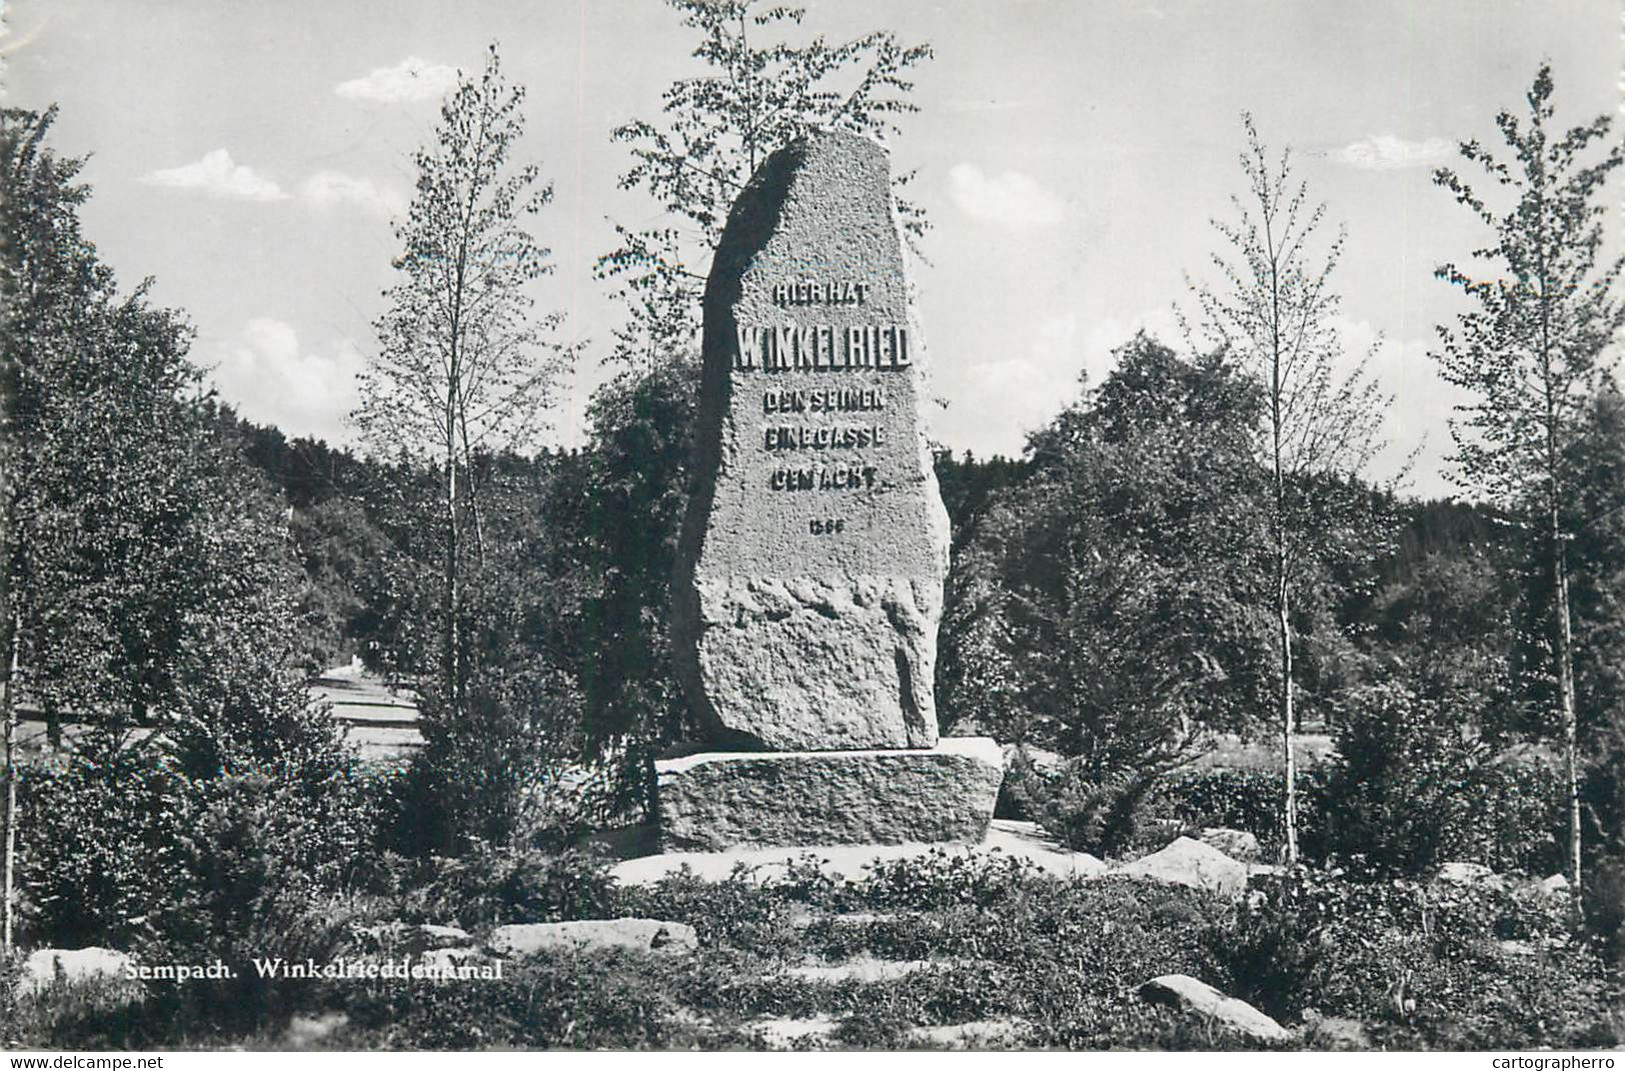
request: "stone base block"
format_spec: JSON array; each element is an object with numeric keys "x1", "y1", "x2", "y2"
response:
[{"x1": 655, "y1": 737, "x2": 1003, "y2": 851}]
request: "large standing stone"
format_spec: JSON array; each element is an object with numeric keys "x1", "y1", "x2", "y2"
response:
[{"x1": 672, "y1": 129, "x2": 951, "y2": 751}]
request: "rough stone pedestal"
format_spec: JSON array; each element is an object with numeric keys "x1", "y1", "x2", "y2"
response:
[{"x1": 655, "y1": 737, "x2": 1002, "y2": 851}]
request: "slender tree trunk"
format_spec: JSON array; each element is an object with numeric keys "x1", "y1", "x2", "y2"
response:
[
  {"x1": 444, "y1": 418, "x2": 460, "y2": 709},
  {"x1": 1276, "y1": 482, "x2": 1299, "y2": 864},
  {"x1": 1552, "y1": 502, "x2": 1581, "y2": 894},
  {"x1": 2, "y1": 609, "x2": 20, "y2": 950},
  {"x1": 1266, "y1": 226, "x2": 1299, "y2": 865}
]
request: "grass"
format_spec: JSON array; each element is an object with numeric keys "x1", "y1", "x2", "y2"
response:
[{"x1": 5, "y1": 850, "x2": 1618, "y2": 1051}]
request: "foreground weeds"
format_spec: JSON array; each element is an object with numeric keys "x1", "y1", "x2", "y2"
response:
[{"x1": 3, "y1": 850, "x2": 1618, "y2": 1051}]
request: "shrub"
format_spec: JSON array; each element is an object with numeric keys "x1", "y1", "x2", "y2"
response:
[
  {"x1": 993, "y1": 746, "x2": 1056, "y2": 821},
  {"x1": 405, "y1": 658, "x2": 617, "y2": 856},
  {"x1": 142, "y1": 772, "x2": 368, "y2": 1028},
  {"x1": 615, "y1": 863, "x2": 807, "y2": 954},
  {"x1": 1155, "y1": 765, "x2": 1333, "y2": 858},
  {"x1": 388, "y1": 842, "x2": 618, "y2": 932},
  {"x1": 339, "y1": 948, "x2": 693, "y2": 1049},
  {"x1": 856, "y1": 848, "x2": 1043, "y2": 911},
  {"x1": 16, "y1": 750, "x2": 187, "y2": 949},
  {"x1": 1038, "y1": 766, "x2": 1163, "y2": 858},
  {"x1": 1210, "y1": 864, "x2": 1616, "y2": 1048},
  {"x1": 1318, "y1": 682, "x2": 1565, "y2": 875}
]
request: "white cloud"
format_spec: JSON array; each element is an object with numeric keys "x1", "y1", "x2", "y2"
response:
[
  {"x1": 1333, "y1": 135, "x2": 1455, "y2": 171},
  {"x1": 946, "y1": 163, "x2": 1066, "y2": 228},
  {"x1": 299, "y1": 171, "x2": 409, "y2": 219},
  {"x1": 335, "y1": 56, "x2": 459, "y2": 103},
  {"x1": 144, "y1": 149, "x2": 286, "y2": 202},
  {"x1": 948, "y1": 310, "x2": 1183, "y2": 458},
  {"x1": 208, "y1": 318, "x2": 363, "y2": 442}
]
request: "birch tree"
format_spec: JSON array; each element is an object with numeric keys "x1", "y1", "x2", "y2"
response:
[
  {"x1": 354, "y1": 45, "x2": 571, "y2": 706},
  {"x1": 1187, "y1": 115, "x2": 1389, "y2": 862},
  {"x1": 1431, "y1": 64, "x2": 1625, "y2": 893}
]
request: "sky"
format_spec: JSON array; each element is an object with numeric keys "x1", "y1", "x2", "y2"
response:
[{"x1": 3, "y1": 0, "x2": 1622, "y2": 499}]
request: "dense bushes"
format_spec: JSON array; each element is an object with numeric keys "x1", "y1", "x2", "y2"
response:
[
  {"x1": 1017, "y1": 725, "x2": 1564, "y2": 880},
  {"x1": 1158, "y1": 766, "x2": 1328, "y2": 856},
  {"x1": 1038, "y1": 767, "x2": 1166, "y2": 858},
  {"x1": 1214, "y1": 866, "x2": 1614, "y2": 1049},
  {"x1": 17, "y1": 752, "x2": 185, "y2": 949},
  {"x1": 1317, "y1": 683, "x2": 1566, "y2": 876},
  {"x1": 16, "y1": 743, "x2": 385, "y2": 949}
]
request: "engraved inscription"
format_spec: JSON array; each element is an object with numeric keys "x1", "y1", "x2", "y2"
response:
[
  {"x1": 772, "y1": 281, "x2": 869, "y2": 306},
  {"x1": 770, "y1": 465, "x2": 878, "y2": 491},
  {"x1": 733, "y1": 323, "x2": 909, "y2": 371},
  {"x1": 746, "y1": 282, "x2": 900, "y2": 512},
  {"x1": 764, "y1": 425, "x2": 885, "y2": 450},
  {"x1": 763, "y1": 387, "x2": 886, "y2": 413}
]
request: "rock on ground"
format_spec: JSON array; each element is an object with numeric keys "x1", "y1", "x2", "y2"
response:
[
  {"x1": 610, "y1": 817, "x2": 1103, "y2": 886},
  {"x1": 421, "y1": 946, "x2": 490, "y2": 971},
  {"x1": 1115, "y1": 836, "x2": 1249, "y2": 899},
  {"x1": 20, "y1": 947, "x2": 135, "y2": 996},
  {"x1": 283, "y1": 1012, "x2": 349, "y2": 1049},
  {"x1": 1198, "y1": 827, "x2": 1261, "y2": 863},
  {"x1": 352, "y1": 922, "x2": 472, "y2": 955},
  {"x1": 1002, "y1": 743, "x2": 1064, "y2": 774},
  {"x1": 486, "y1": 919, "x2": 698, "y2": 958},
  {"x1": 781, "y1": 957, "x2": 941, "y2": 983},
  {"x1": 1301, "y1": 1009, "x2": 1370, "y2": 1050},
  {"x1": 1138, "y1": 974, "x2": 1288, "y2": 1043},
  {"x1": 1431, "y1": 861, "x2": 1508, "y2": 891}
]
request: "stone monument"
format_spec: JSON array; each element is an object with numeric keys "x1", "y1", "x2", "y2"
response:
[{"x1": 664, "y1": 128, "x2": 1002, "y2": 851}]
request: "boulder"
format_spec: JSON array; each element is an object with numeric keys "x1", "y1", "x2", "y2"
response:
[
  {"x1": 655, "y1": 738, "x2": 1002, "y2": 850},
  {"x1": 1001, "y1": 743, "x2": 1064, "y2": 775},
  {"x1": 1431, "y1": 861, "x2": 1508, "y2": 892},
  {"x1": 284, "y1": 1012, "x2": 349, "y2": 1049},
  {"x1": 20, "y1": 947, "x2": 135, "y2": 996},
  {"x1": 782, "y1": 957, "x2": 940, "y2": 983},
  {"x1": 486, "y1": 918, "x2": 698, "y2": 958},
  {"x1": 1199, "y1": 827, "x2": 1260, "y2": 863},
  {"x1": 1138, "y1": 974, "x2": 1288, "y2": 1043},
  {"x1": 1116, "y1": 836, "x2": 1249, "y2": 899},
  {"x1": 672, "y1": 128, "x2": 951, "y2": 751},
  {"x1": 421, "y1": 946, "x2": 489, "y2": 971}
]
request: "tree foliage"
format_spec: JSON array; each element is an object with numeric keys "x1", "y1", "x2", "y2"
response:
[
  {"x1": 598, "y1": 0, "x2": 932, "y2": 365},
  {"x1": 1186, "y1": 114, "x2": 1392, "y2": 861},
  {"x1": 354, "y1": 45, "x2": 571, "y2": 705},
  {"x1": 945, "y1": 336, "x2": 1275, "y2": 770},
  {"x1": 0, "y1": 105, "x2": 354, "y2": 947},
  {"x1": 1431, "y1": 63, "x2": 1625, "y2": 891}
]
